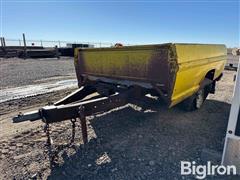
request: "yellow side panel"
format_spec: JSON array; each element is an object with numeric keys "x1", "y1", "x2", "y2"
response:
[
  {"x1": 170, "y1": 44, "x2": 227, "y2": 107},
  {"x1": 81, "y1": 50, "x2": 153, "y2": 80},
  {"x1": 75, "y1": 45, "x2": 171, "y2": 84},
  {"x1": 174, "y1": 44, "x2": 226, "y2": 64}
]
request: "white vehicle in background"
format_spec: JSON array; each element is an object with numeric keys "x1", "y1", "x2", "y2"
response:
[{"x1": 222, "y1": 59, "x2": 240, "y2": 175}]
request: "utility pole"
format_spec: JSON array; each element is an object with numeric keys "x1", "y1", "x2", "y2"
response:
[
  {"x1": 1, "y1": 37, "x2": 6, "y2": 56},
  {"x1": 23, "y1": 33, "x2": 27, "y2": 59}
]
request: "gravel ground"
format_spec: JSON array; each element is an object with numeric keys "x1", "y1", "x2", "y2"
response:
[
  {"x1": 0, "y1": 57, "x2": 75, "y2": 89},
  {"x1": 0, "y1": 68, "x2": 239, "y2": 179}
]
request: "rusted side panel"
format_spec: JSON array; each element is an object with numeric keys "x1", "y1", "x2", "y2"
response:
[{"x1": 74, "y1": 44, "x2": 176, "y2": 102}]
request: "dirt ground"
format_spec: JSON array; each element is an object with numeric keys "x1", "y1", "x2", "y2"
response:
[
  {"x1": 0, "y1": 57, "x2": 75, "y2": 89},
  {"x1": 0, "y1": 57, "x2": 239, "y2": 179}
]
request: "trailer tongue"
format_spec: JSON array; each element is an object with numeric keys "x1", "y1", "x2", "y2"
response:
[{"x1": 13, "y1": 84, "x2": 148, "y2": 144}]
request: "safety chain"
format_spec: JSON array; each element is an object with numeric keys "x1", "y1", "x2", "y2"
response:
[
  {"x1": 70, "y1": 119, "x2": 76, "y2": 144},
  {"x1": 43, "y1": 122, "x2": 55, "y2": 167},
  {"x1": 43, "y1": 118, "x2": 78, "y2": 167},
  {"x1": 44, "y1": 123, "x2": 51, "y2": 146},
  {"x1": 41, "y1": 105, "x2": 86, "y2": 167}
]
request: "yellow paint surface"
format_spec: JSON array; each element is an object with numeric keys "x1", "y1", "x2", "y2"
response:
[
  {"x1": 170, "y1": 44, "x2": 226, "y2": 106},
  {"x1": 75, "y1": 43, "x2": 227, "y2": 107}
]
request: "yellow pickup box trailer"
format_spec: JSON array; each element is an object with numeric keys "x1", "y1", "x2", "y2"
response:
[
  {"x1": 75, "y1": 43, "x2": 227, "y2": 109},
  {"x1": 13, "y1": 43, "x2": 227, "y2": 146}
]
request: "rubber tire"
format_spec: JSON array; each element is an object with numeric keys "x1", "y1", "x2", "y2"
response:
[{"x1": 180, "y1": 87, "x2": 209, "y2": 111}]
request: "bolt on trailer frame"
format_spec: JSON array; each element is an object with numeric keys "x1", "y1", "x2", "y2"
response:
[{"x1": 222, "y1": 60, "x2": 240, "y2": 175}]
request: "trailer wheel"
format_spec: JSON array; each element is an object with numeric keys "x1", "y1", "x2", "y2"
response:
[{"x1": 180, "y1": 87, "x2": 209, "y2": 111}]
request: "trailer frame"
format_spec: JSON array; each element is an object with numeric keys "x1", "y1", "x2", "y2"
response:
[{"x1": 13, "y1": 83, "x2": 148, "y2": 144}]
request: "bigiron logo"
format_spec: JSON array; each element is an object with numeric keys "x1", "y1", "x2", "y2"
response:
[{"x1": 181, "y1": 161, "x2": 237, "y2": 179}]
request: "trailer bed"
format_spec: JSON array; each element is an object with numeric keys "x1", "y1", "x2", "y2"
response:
[{"x1": 74, "y1": 43, "x2": 226, "y2": 106}]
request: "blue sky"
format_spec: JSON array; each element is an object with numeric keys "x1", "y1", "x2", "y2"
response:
[{"x1": 0, "y1": 0, "x2": 239, "y2": 47}]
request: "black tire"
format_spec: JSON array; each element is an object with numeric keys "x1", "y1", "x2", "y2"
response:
[{"x1": 180, "y1": 87, "x2": 209, "y2": 111}]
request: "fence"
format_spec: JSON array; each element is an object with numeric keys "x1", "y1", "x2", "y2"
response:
[{"x1": 4, "y1": 38, "x2": 116, "y2": 48}]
